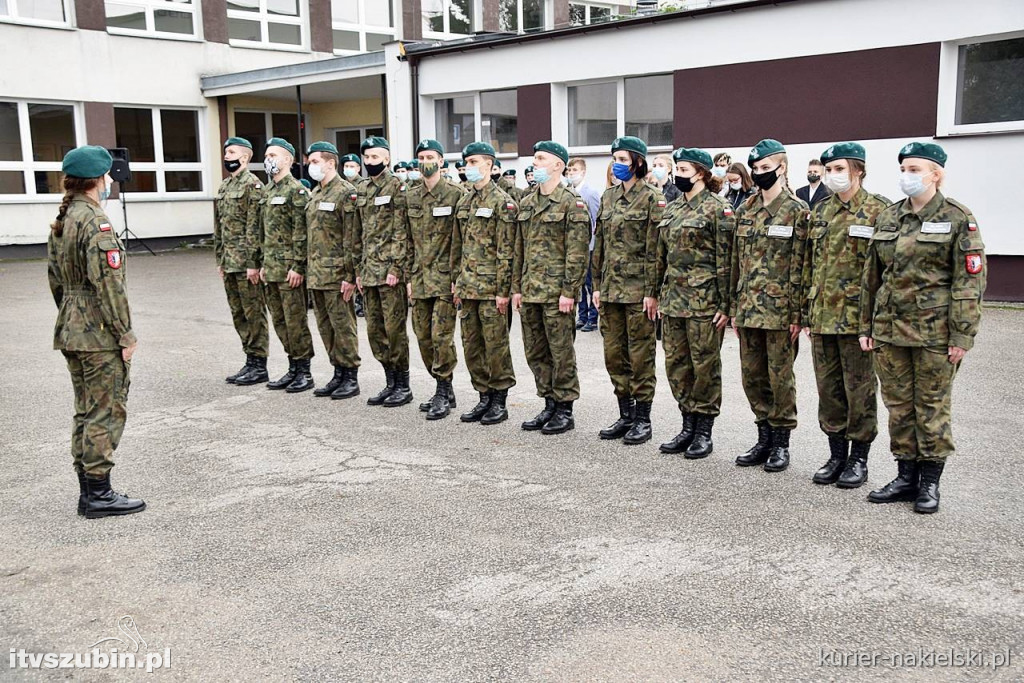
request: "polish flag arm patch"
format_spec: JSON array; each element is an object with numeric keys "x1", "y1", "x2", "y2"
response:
[
  {"x1": 968, "y1": 221, "x2": 978, "y2": 231},
  {"x1": 656, "y1": 200, "x2": 666, "y2": 208},
  {"x1": 106, "y1": 250, "x2": 122, "y2": 269},
  {"x1": 723, "y1": 208, "x2": 734, "y2": 217},
  {"x1": 576, "y1": 200, "x2": 585, "y2": 209},
  {"x1": 98, "y1": 222, "x2": 112, "y2": 232},
  {"x1": 506, "y1": 202, "x2": 516, "y2": 210},
  {"x1": 966, "y1": 253, "x2": 983, "y2": 274}
]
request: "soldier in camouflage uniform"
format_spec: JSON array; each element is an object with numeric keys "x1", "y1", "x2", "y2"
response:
[
  {"x1": 351, "y1": 136, "x2": 413, "y2": 408},
  {"x1": 405, "y1": 139, "x2": 465, "y2": 420},
  {"x1": 451, "y1": 141, "x2": 518, "y2": 425},
  {"x1": 256, "y1": 137, "x2": 315, "y2": 393},
  {"x1": 304, "y1": 141, "x2": 361, "y2": 400},
  {"x1": 339, "y1": 153, "x2": 367, "y2": 317},
  {"x1": 730, "y1": 139, "x2": 809, "y2": 473},
  {"x1": 501, "y1": 169, "x2": 522, "y2": 201},
  {"x1": 860, "y1": 142, "x2": 985, "y2": 514},
  {"x1": 512, "y1": 141, "x2": 590, "y2": 435},
  {"x1": 47, "y1": 146, "x2": 146, "y2": 518},
  {"x1": 653, "y1": 147, "x2": 734, "y2": 459},
  {"x1": 214, "y1": 136, "x2": 269, "y2": 386},
  {"x1": 592, "y1": 136, "x2": 664, "y2": 445},
  {"x1": 801, "y1": 142, "x2": 888, "y2": 489}
]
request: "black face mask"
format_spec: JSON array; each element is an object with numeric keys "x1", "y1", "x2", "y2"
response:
[
  {"x1": 674, "y1": 175, "x2": 695, "y2": 193},
  {"x1": 807, "y1": 173, "x2": 821, "y2": 183},
  {"x1": 224, "y1": 159, "x2": 242, "y2": 173},
  {"x1": 365, "y1": 161, "x2": 386, "y2": 177},
  {"x1": 751, "y1": 167, "x2": 781, "y2": 191}
]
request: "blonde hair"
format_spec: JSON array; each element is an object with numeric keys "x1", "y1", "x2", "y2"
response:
[
  {"x1": 930, "y1": 161, "x2": 945, "y2": 189},
  {"x1": 652, "y1": 154, "x2": 673, "y2": 171}
]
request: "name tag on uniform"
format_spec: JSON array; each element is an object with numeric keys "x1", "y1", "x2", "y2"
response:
[
  {"x1": 433, "y1": 206, "x2": 453, "y2": 217},
  {"x1": 374, "y1": 195, "x2": 391, "y2": 206},
  {"x1": 270, "y1": 196, "x2": 286, "y2": 205},
  {"x1": 318, "y1": 201, "x2": 336, "y2": 211},
  {"x1": 921, "y1": 221, "x2": 951, "y2": 234},
  {"x1": 475, "y1": 207, "x2": 493, "y2": 218},
  {"x1": 848, "y1": 225, "x2": 874, "y2": 239},
  {"x1": 767, "y1": 225, "x2": 793, "y2": 238}
]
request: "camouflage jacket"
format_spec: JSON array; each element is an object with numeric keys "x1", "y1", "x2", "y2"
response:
[
  {"x1": 354, "y1": 172, "x2": 408, "y2": 287},
  {"x1": 654, "y1": 188, "x2": 736, "y2": 318},
  {"x1": 404, "y1": 176, "x2": 465, "y2": 299},
  {"x1": 451, "y1": 180, "x2": 517, "y2": 300},
  {"x1": 512, "y1": 184, "x2": 590, "y2": 303},
  {"x1": 859, "y1": 192, "x2": 985, "y2": 350},
  {"x1": 801, "y1": 188, "x2": 890, "y2": 334},
  {"x1": 592, "y1": 181, "x2": 665, "y2": 303},
  {"x1": 256, "y1": 174, "x2": 309, "y2": 282},
  {"x1": 305, "y1": 174, "x2": 359, "y2": 289},
  {"x1": 499, "y1": 177, "x2": 522, "y2": 201},
  {"x1": 213, "y1": 168, "x2": 264, "y2": 273},
  {"x1": 729, "y1": 189, "x2": 810, "y2": 330},
  {"x1": 47, "y1": 197, "x2": 135, "y2": 351}
]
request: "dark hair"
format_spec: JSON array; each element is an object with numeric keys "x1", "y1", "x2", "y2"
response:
[
  {"x1": 847, "y1": 159, "x2": 867, "y2": 182},
  {"x1": 319, "y1": 151, "x2": 339, "y2": 169},
  {"x1": 713, "y1": 152, "x2": 731, "y2": 165},
  {"x1": 51, "y1": 175, "x2": 100, "y2": 236},
  {"x1": 629, "y1": 151, "x2": 648, "y2": 182},
  {"x1": 726, "y1": 162, "x2": 753, "y2": 192},
  {"x1": 808, "y1": 159, "x2": 824, "y2": 168},
  {"x1": 695, "y1": 166, "x2": 723, "y2": 194}
]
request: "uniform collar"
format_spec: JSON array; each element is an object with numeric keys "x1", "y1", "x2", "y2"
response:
[
  {"x1": 755, "y1": 190, "x2": 788, "y2": 217},
  {"x1": 897, "y1": 190, "x2": 945, "y2": 221},
  {"x1": 681, "y1": 187, "x2": 710, "y2": 209},
  {"x1": 834, "y1": 187, "x2": 867, "y2": 214}
]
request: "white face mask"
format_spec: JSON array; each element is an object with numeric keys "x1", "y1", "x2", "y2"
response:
[
  {"x1": 712, "y1": 166, "x2": 728, "y2": 178},
  {"x1": 343, "y1": 167, "x2": 359, "y2": 179},
  {"x1": 824, "y1": 171, "x2": 851, "y2": 194},
  {"x1": 729, "y1": 181, "x2": 742, "y2": 191},
  {"x1": 395, "y1": 171, "x2": 408, "y2": 181},
  {"x1": 898, "y1": 172, "x2": 929, "y2": 197},
  {"x1": 407, "y1": 170, "x2": 421, "y2": 181},
  {"x1": 307, "y1": 162, "x2": 325, "y2": 182},
  {"x1": 264, "y1": 158, "x2": 280, "y2": 177},
  {"x1": 567, "y1": 173, "x2": 583, "y2": 186}
]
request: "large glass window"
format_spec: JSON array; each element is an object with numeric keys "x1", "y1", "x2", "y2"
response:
[
  {"x1": 0, "y1": 0, "x2": 67, "y2": 25},
  {"x1": 481, "y1": 90, "x2": 517, "y2": 155},
  {"x1": 114, "y1": 107, "x2": 204, "y2": 194},
  {"x1": 435, "y1": 96, "x2": 476, "y2": 152},
  {"x1": 956, "y1": 36, "x2": 1024, "y2": 126},
  {"x1": 569, "y1": 2, "x2": 612, "y2": 26},
  {"x1": 568, "y1": 75, "x2": 673, "y2": 149},
  {"x1": 331, "y1": 0, "x2": 394, "y2": 53},
  {"x1": 233, "y1": 110, "x2": 308, "y2": 182},
  {"x1": 625, "y1": 75, "x2": 673, "y2": 147},
  {"x1": 501, "y1": 0, "x2": 548, "y2": 33},
  {"x1": 105, "y1": 0, "x2": 196, "y2": 38},
  {"x1": 227, "y1": 0, "x2": 304, "y2": 48},
  {"x1": 568, "y1": 82, "x2": 617, "y2": 148},
  {"x1": 423, "y1": 0, "x2": 474, "y2": 37},
  {"x1": 0, "y1": 100, "x2": 80, "y2": 197}
]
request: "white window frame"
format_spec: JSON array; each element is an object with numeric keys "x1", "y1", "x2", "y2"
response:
[
  {"x1": 432, "y1": 90, "x2": 519, "y2": 161},
  {"x1": 422, "y1": 0, "x2": 479, "y2": 40},
  {"x1": 324, "y1": 125, "x2": 386, "y2": 152},
  {"x1": 500, "y1": 0, "x2": 551, "y2": 34},
  {"x1": 104, "y1": 0, "x2": 201, "y2": 40},
  {"x1": 568, "y1": 1, "x2": 613, "y2": 27},
  {"x1": 0, "y1": 0, "x2": 71, "y2": 28},
  {"x1": 565, "y1": 75, "x2": 673, "y2": 154},
  {"x1": 0, "y1": 99, "x2": 84, "y2": 202},
  {"x1": 114, "y1": 106, "x2": 207, "y2": 197},
  {"x1": 331, "y1": 0, "x2": 395, "y2": 55},
  {"x1": 233, "y1": 109, "x2": 307, "y2": 161},
  {"x1": 227, "y1": 0, "x2": 307, "y2": 52},
  {"x1": 937, "y1": 30, "x2": 1024, "y2": 137}
]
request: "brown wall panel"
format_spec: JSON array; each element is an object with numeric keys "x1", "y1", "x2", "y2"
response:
[
  {"x1": 673, "y1": 43, "x2": 941, "y2": 149},
  {"x1": 984, "y1": 255, "x2": 1024, "y2": 302},
  {"x1": 481, "y1": 0, "x2": 500, "y2": 32},
  {"x1": 403, "y1": 0, "x2": 423, "y2": 41},
  {"x1": 75, "y1": 0, "x2": 106, "y2": 31},
  {"x1": 202, "y1": 0, "x2": 228, "y2": 44},
  {"x1": 309, "y1": 0, "x2": 333, "y2": 53},
  {"x1": 517, "y1": 84, "x2": 551, "y2": 157},
  {"x1": 83, "y1": 102, "x2": 116, "y2": 148}
]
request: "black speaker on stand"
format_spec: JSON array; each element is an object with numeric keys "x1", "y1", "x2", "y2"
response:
[{"x1": 108, "y1": 147, "x2": 155, "y2": 256}]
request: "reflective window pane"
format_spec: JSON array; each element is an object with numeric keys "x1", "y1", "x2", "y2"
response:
[
  {"x1": 591, "y1": 6, "x2": 610, "y2": 23},
  {"x1": 568, "y1": 82, "x2": 616, "y2": 147},
  {"x1": 625, "y1": 75, "x2": 672, "y2": 146},
  {"x1": 957, "y1": 37, "x2": 1024, "y2": 125},
  {"x1": 114, "y1": 107, "x2": 156, "y2": 162},
  {"x1": 268, "y1": 22, "x2": 301, "y2": 44},
  {"x1": 481, "y1": 90, "x2": 517, "y2": 155},
  {"x1": 272, "y1": 113, "x2": 301, "y2": 141},
  {"x1": 20, "y1": 0, "x2": 65, "y2": 22},
  {"x1": 234, "y1": 112, "x2": 267, "y2": 161},
  {"x1": 105, "y1": 3, "x2": 147, "y2": 30},
  {"x1": 228, "y1": 17, "x2": 261, "y2": 40},
  {"x1": 335, "y1": 129, "x2": 363, "y2": 157},
  {"x1": 161, "y1": 110, "x2": 199, "y2": 162},
  {"x1": 422, "y1": 0, "x2": 443, "y2": 33},
  {"x1": 569, "y1": 3, "x2": 584, "y2": 26},
  {"x1": 365, "y1": 32, "x2": 391, "y2": 51},
  {"x1": 0, "y1": 0, "x2": 9, "y2": 16},
  {"x1": 29, "y1": 103, "x2": 75, "y2": 162},
  {"x1": 226, "y1": 0, "x2": 258, "y2": 11},
  {"x1": 364, "y1": 0, "x2": 391, "y2": 27},
  {"x1": 523, "y1": 0, "x2": 543, "y2": 31},
  {"x1": 128, "y1": 170, "x2": 158, "y2": 193},
  {"x1": 331, "y1": 0, "x2": 357, "y2": 23},
  {"x1": 499, "y1": 0, "x2": 517, "y2": 32},
  {"x1": 0, "y1": 102, "x2": 23, "y2": 162},
  {"x1": 333, "y1": 29, "x2": 359, "y2": 51},
  {"x1": 266, "y1": 0, "x2": 297, "y2": 16},
  {"x1": 435, "y1": 96, "x2": 475, "y2": 152},
  {"x1": 154, "y1": 9, "x2": 194, "y2": 34},
  {"x1": 165, "y1": 170, "x2": 202, "y2": 192},
  {"x1": 34, "y1": 170, "x2": 63, "y2": 194},
  {"x1": 449, "y1": 0, "x2": 472, "y2": 34},
  {"x1": 0, "y1": 171, "x2": 26, "y2": 194}
]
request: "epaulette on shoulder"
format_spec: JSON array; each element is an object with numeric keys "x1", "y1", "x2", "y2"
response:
[{"x1": 945, "y1": 196, "x2": 973, "y2": 218}]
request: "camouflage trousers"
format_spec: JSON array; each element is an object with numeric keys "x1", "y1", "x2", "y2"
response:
[
  {"x1": 63, "y1": 350, "x2": 128, "y2": 477},
  {"x1": 738, "y1": 327, "x2": 798, "y2": 429},
  {"x1": 520, "y1": 302, "x2": 580, "y2": 402},
  {"x1": 599, "y1": 302, "x2": 657, "y2": 403},
  {"x1": 312, "y1": 288, "x2": 360, "y2": 369},
  {"x1": 411, "y1": 296, "x2": 458, "y2": 381},
  {"x1": 265, "y1": 281, "x2": 314, "y2": 360},
  {"x1": 363, "y1": 284, "x2": 410, "y2": 371},
  {"x1": 223, "y1": 271, "x2": 269, "y2": 358},
  {"x1": 874, "y1": 344, "x2": 958, "y2": 462},
  {"x1": 811, "y1": 334, "x2": 877, "y2": 442},
  {"x1": 459, "y1": 298, "x2": 516, "y2": 393},
  {"x1": 663, "y1": 316, "x2": 724, "y2": 417}
]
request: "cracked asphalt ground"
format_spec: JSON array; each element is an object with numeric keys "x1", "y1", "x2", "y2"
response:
[{"x1": 1, "y1": 249, "x2": 1021, "y2": 681}]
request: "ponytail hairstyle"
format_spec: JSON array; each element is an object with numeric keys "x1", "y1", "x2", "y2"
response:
[
  {"x1": 51, "y1": 175, "x2": 100, "y2": 236},
  {"x1": 694, "y1": 165, "x2": 723, "y2": 194}
]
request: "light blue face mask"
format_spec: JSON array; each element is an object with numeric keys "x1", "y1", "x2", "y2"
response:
[
  {"x1": 99, "y1": 180, "x2": 110, "y2": 203},
  {"x1": 652, "y1": 167, "x2": 668, "y2": 181},
  {"x1": 465, "y1": 165, "x2": 484, "y2": 183},
  {"x1": 532, "y1": 166, "x2": 551, "y2": 184},
  {"x1": 898, "y1": 172, "x2": 929, "y2": 197},
  {"x1": 343, "y1": 167, "x2": 358, "y2": 178}
]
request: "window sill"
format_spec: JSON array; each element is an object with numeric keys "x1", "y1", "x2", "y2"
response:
[
  {"x1": 0, "y1": 194, "x2": 213, "y2": 204},
  {"x1": 228, "y1": 40, "x2": 309, "y2": 54},
  {"x1": 936, "y1": 121, "x2": 1024, "y2": 138},
  {"x1": 107, "y1": 28, "x2": 203, "y2": 42},
  {"x1": 0, "y1": 16, "x2": 74, "y2": 30}
]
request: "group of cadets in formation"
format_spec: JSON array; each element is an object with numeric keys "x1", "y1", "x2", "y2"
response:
[{"x1": 46, "y1": 130, "x2": 985, "y2": 519}]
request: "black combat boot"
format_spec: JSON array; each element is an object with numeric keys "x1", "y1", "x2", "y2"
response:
[
  {"x1": 367, "y1": 366, "x2": 395, "y2": 406},
  {"x1": 226, "y1": 355, "x2": 254, "y2": 383},
  {"x1": 659, "y1": 413, "x2": 695, "y2": 454},
  {"x1": 445, "y1": 381, "x2": 457, "y2": 409},
  {"x1": 461, "y1": 392, "x2": 492, "y2": 422},
  {"x1": 685, "y1": 415, "x2": 715, "y2": 459},
  {"x1": 267, "y1": 357, "x2": 296, "y2": 390},
  {"x1": 383, "y1": 369, "x2": 413, "y2": 407},
  {"x1": 813, "y1": 434, "x2": 849, "y2": 484},
  {"x1": 736, "y1": 421, "x2": 772, "y2": 466},
  {"x1": 541, "y1": 401, "x2": 575, "y2": 435},
  {"x1": 837, "y1": 440, "x2": 870, "y2": 488},
  {"x1": 82, "y1": 473, "x2": 146, "y2": 519},
  {"x1": 599, "y1": 396, "x2": 635, "y2": 440},
  {"x1": 914, "y1": 461, "x2": 944, "y2": 514},
  {"x1": 76, "y1": 468, "x2": 87, "y2": 516},
  {"x1": 234, "y1": 356, "x2": 269, "y2": 386},
  {"x1": 764, "y1": 427, "x2": 791, "y2": 472},
  {"x1": 522, "y1": 397, "x2": 556, "y2": 431},
  {"x1": 426, "y1": 380, "x2": 452, "y2": 420},
  {"x1": 623, "y1": 402, "x2": 653, "y2": 445},
  {"x1": 314, "y1": 366, "x2": 345, "y2": 397},
  {"x1": 331, "y1": 367, "x2": 360, "y2": 399},
  {"x1": 868, "y1": 460, "x2": 920, "y2": 503},
  {"x1": 480, "y1": 389, "x2": 508, "y2": 425},
  {"x1": 420, "y1": 377, "x2": 442, "y2": 412},
  {"x1": 285, "y1": 359, "x2": 315, "y2": 393}
]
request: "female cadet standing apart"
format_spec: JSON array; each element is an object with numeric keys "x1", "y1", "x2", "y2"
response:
[
  {"x1": 730, "y1": 139, "x2": 809, "y2": 472},
  {"x1": 47, "y1": 146, "x2": 146, "y2": 519},
  {"x1": 859, "y1": 143, "x2": 985, "y2": 514},
  {"x1": 649, "y1": 154, "x2": 682, "y2": 204},
  {"x1": 592, "y1": 136, "x2": 665, "y2": 445},
  {"x1": 800, "y1": 143, "x2": 889, "y2": 489},
  {"x1": 654, "y1": 148, "x2": 734, "y2": 458}
]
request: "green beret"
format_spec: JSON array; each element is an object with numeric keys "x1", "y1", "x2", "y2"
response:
[
  {"x1": 266, "y1": 137, "x2": 295, "y2": 156},
  {"x1": 393, "y1": 161, "x2": 409, "y2": 171},
  {"x1": 61, "y1": 145, "x2": 113, "y2": 179},
  {"x1": 307, "y1": 141, "x2": 338, "y2": 156},
  {"x1": 408, "y1": 159, "x2": 419, "y2": 169},
  {"x1": 442, "y1": 160, "x2": 450, "y2": 169},
  {"x1": 820, "y1": 142, "x2": 866, "y2": 164},
  {"x1": 503, "y1": 169, "x2": 516, "y2": 177},
  {"x1": 462, "y1": 141, "x2": 496, "y2": 160},
  {"x1": 747, "y1": 139, "x2": 786, "y2": 166},
  {"x1": 493, "y1": 159, "x2": 502, "y2": 169},
  {"x1": 454, "y1": 160, "x2": 466, "y2": 169},
  {"x1": 415, "y1": 139, "x2": 445, "y2": 156},
  {"x1": 525, "y1": 165, "x2": 534, "y2": 173},
  {"x1": 299, "y1": 178, "x2": 312, "y2": 189},
  {"x1": 224, "y1": 136, "x2": 252, "y2": 151},
  {"x1": 898, "y1": 141, "x2": 947, "y2": 167},
  {"x1": 611, "y1": 136, "x2": 647, "y2": 157},
  {"x1": 533, "y1": 140, "x2": 569, "y2": 164},
  {"x1": 360, "y1": 136, "x2": 390, "y2": 154},
  {"x1": 340, "y1": 154, "x2": 360, "y2": 165},
  {"x1": 672, "y1": 147, "x2": 713, "y2": 170}
]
